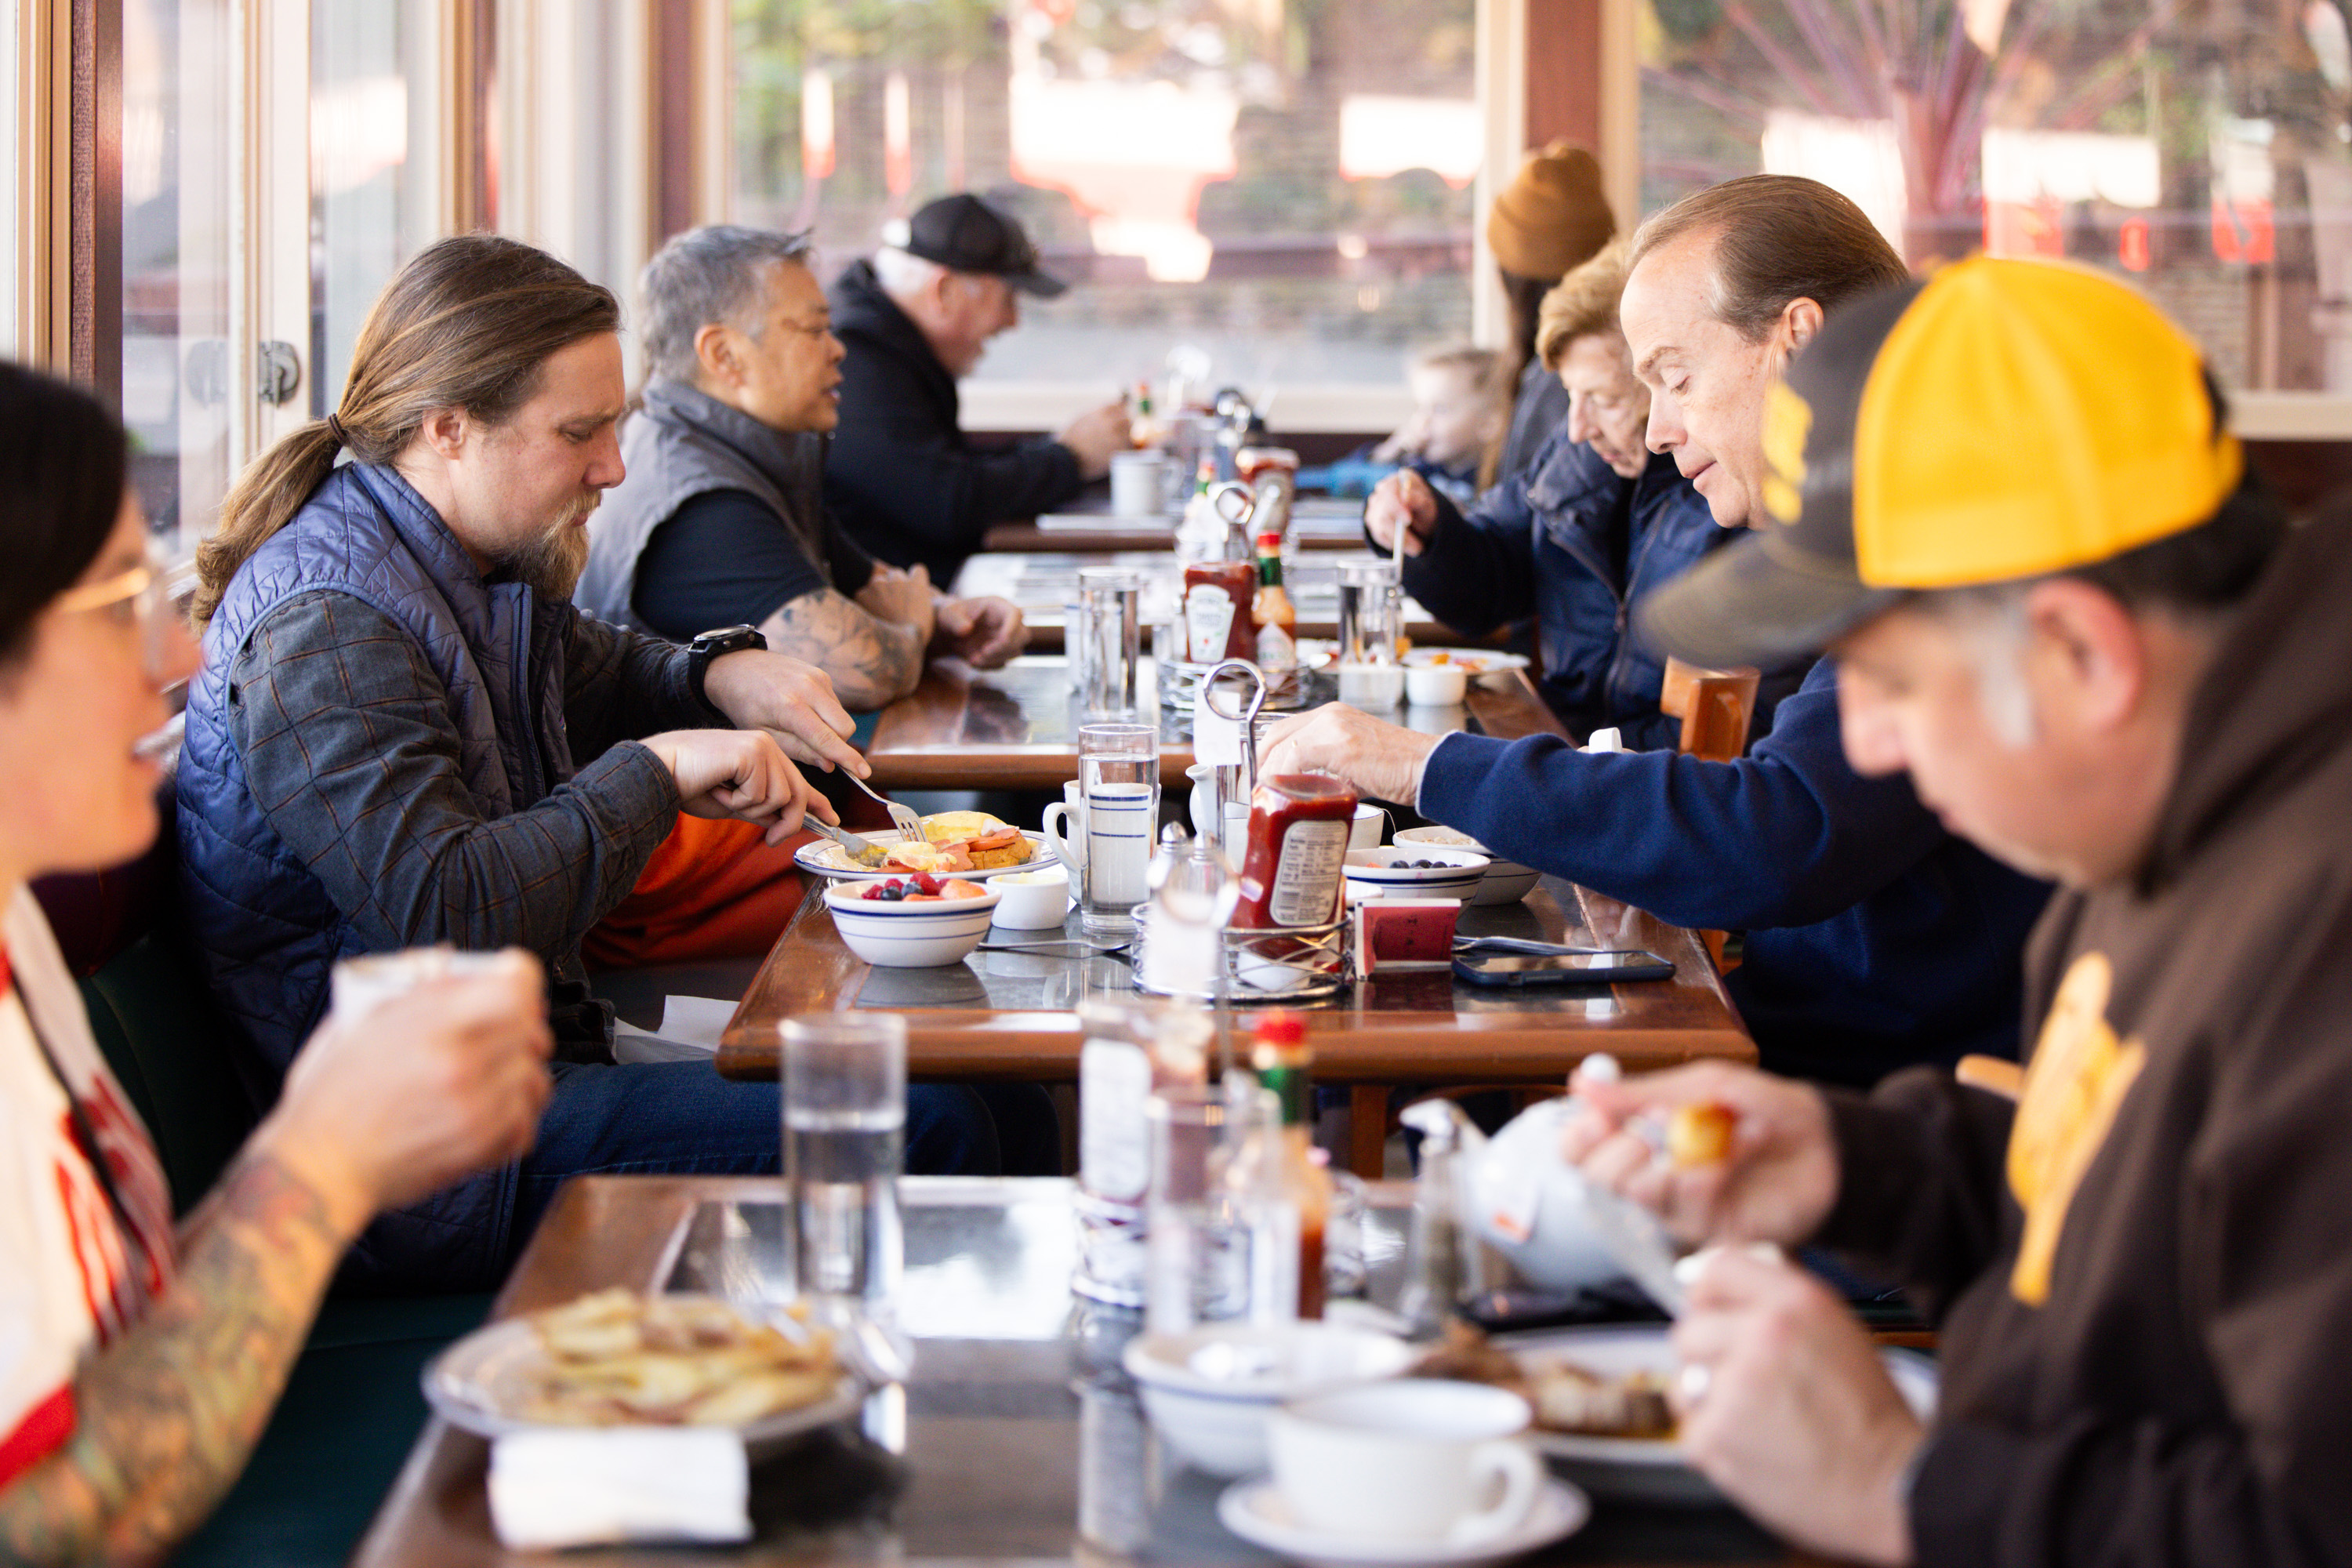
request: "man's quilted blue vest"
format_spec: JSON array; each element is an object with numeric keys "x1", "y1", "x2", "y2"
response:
[{"x1": 177, "y1": 462, "x2": 572, "y2": 1092}]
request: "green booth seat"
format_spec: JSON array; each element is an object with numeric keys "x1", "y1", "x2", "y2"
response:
[{"x1": 71, "y1": 920, "x2": 492, "y2": 1567}]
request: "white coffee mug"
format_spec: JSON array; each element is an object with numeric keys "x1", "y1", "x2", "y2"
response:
[
  {"x1": 1268, "y1": 1381, "x2": 1541, "y2": 1547},
  {"x1": 1109, "y1": 451, "x2": 1170, "y2": 517},
  {"x1": 1042, "y1": 781, "x2": 1087, "y2": 872},
  {"x1": 1348, "y1": 803, "x2": 1386, "y2": 851}
]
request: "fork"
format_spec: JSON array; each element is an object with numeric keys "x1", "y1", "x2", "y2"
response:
[{"x1": 840, "y1": 768, "x2": 926, "y2": 844}]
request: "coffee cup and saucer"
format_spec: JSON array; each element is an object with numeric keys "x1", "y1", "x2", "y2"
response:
[{"x1": 1217, "y1": 1381, "x2": 1590, "y2": 1568}]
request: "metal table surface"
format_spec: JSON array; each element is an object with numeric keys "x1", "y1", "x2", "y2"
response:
[{"x1": 354, "y1": 1176, "x2": 1793, "y2": 1567}]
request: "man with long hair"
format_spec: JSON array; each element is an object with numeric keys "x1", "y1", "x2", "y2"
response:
[{"x1": 178, "y1": 234, "x2": 1004, "y2": 1292}]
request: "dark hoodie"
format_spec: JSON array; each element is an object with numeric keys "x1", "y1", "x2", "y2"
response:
[
  {"x1": 1820, "y1": 513, "x2": 2352, "y2": 1567},
  {"x1": 822, "y1": 258, "x2": 1086, "y2": 584}
]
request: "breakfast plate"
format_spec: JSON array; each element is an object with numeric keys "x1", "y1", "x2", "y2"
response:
[
  {"x1": 1493, "y1": 1324, "x2": 1936, "y2": 1504},
  {"x1": 423, "y1": 1291, "x2": 865, "y2": 1461},
  {"x1": 792, "y1": 809, "x2": 1051, "y2": 880},
  {"x1": 1401, "y1": 648, "x2": 1530, "y2": 675},
  {"x1": 794, "y1": 833, "x2": 1052, "y2": 880}
]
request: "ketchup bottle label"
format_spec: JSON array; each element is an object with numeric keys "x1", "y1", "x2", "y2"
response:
[
  {"x1": 1266, "y1": 818, "x2": 1350, "y2": 926},
  {"x1": 1184, "y1": 585, "x2": 1236, "y2": 664}
]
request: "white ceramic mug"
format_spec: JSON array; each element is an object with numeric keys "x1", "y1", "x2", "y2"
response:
[
  {"x1": 1042, "y1": 781, "x2": 1087, "y2": 872},
  {"x1": 1348, "y1": 803, "x2": 1386, "y2": 851},
  {"x1": 1268, "y1": 1381, "x2": 1541, "y2": 1547},
  {"x1": 1109, "y1": 451, "x2": 1169, "y2": 517}
]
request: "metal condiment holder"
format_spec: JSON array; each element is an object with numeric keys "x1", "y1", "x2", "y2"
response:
[{"x1": 1130, "y1": 909, "x2": 1353, "y2": 1005}]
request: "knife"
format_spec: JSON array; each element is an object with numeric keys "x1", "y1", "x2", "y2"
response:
[{"x1": 805, "y1": 817, "x2": 889, "y2": 867}]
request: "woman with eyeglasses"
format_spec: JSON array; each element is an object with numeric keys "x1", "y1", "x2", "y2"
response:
[{"x1": 0, "y1": 364, "x2": 553, "y2": 1562}]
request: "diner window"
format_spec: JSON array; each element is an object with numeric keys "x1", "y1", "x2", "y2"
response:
[
  {"x1": 122, "y1": 0, "x2": 235, "y2": 553},
  {"x1": 1637, "y1": 0, "x2": 2352, "y2": 395},
  {"x1": 310, "y1": 1, "x2": 447, "y2": 420},
  {"x1": 731, "y1": 0, "x2": 1480, "y2": 392}
]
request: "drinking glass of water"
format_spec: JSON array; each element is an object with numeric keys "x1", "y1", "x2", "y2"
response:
[
  {"x1": 783, "y1": 1014, "x2": 906, "y2": 1315},
  {"x1": 1078, "y1": 723, "x2": 1160, "y2": 939}
]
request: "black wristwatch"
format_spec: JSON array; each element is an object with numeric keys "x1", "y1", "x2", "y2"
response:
[{"x1": 686, "y1": 624, "x2": 766, "y2": 720}]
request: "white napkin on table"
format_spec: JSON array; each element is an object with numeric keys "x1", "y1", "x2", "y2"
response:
[
  {"x1": 609, "y1": 995, "x2": 738, "y2": 1065},
  {"x1": 488, "y1": 1428, "x2": 751, "y2": 1549}
]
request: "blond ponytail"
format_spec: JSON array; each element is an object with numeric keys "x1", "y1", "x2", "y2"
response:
[{"x1": 191, "y1": 233, "x2": 621, "y2": 627}]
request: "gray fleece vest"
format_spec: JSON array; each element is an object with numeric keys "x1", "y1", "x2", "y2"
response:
[{"x1": 577, "y1": 380, "x2": 829, "y2": 634}]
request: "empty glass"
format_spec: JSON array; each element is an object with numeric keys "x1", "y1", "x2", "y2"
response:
[
  {"x1": 1077, "y1": 567, "x2": 1142, "y2": 717},
  {"x1": 783, "y1": 1014, "x2": 906, "y2": 1315},
  {"x1": 1336, "y1": 560, "x2": 1401, "y2": 666},
  {"x1": 1144, "y1": 1084, "x2": 1243, "y2": 1334}
]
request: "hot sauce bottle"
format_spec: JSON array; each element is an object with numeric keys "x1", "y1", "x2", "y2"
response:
[
  {"x1": 1232, "y1": 773, "x2": 1357, "y2": 929},
  {"x1": 1250, "y1": 1011, "x2": 1333, "y2": 1320},
  {"x1": 1252, "y1": 532, "x2": 1297, "y2": 671}
]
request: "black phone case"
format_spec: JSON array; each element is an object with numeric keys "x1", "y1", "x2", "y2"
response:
[{"x1": 1450, "y1": 950, "x2": 1676, "y2": 987}]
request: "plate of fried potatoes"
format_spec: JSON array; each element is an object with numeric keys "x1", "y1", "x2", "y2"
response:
[{"x1": 423, "y1": 1289, "x2": 863, "y2": 1454}]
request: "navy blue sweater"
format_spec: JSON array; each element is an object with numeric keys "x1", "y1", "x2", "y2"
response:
[
  {"x1": 1381, "y1": 437, "x2": 1799, "y2": 749},
  {"x1": 1420, "y1": 657, "x2": 2052, "y2": 1085}
]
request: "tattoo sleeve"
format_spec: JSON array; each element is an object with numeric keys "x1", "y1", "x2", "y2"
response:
[
  {"x1": 0, "y1": 1152, "x2": 351, "y2": 1566},
  {"x1": 758, "y1": 589, "x2": 923, "y2": 710}
]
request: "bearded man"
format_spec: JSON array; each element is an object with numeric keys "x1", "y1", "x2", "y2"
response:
[{"x1": 177, "y1": 235, "x2": 1006, "y2": 1292}]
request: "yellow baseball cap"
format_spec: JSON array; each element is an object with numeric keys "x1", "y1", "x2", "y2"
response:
[{"x1": 1639, "y1": 256, "x2": 2245, "y2": 670}]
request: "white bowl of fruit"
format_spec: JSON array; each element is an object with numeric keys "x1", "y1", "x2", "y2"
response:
[{"x1": 824, "y1": 875, "x2": 1003, "y2": 967}]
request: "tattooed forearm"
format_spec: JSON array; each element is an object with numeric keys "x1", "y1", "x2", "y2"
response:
[
  {"x1": 758, "y1": 589, "x2": 923, "y2": 710},
  {"x1": 0, "y1": 1151, "x2": 352, "y2": 1566}
]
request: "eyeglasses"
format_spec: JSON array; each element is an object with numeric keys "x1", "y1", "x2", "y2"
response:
[
  {"x1": 54, "y1": 543, "x2": 191, "y2": 681},
  {"x1": 55, "y1": 560, "x2": 159, "y2": 624}
]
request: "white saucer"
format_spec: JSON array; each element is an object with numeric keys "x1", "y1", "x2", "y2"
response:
[{"x1": 1216, "y1": 1476, "x2": 1589, "y2": 1568}]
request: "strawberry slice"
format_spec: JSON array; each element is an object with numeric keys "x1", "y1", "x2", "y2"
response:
[{"x1": 911, "y1": 871, "x2": 942, "y2": 896}]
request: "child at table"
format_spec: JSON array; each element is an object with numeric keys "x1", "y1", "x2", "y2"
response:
[{"x1": 1298, "y1": 346, "x2": 1509, "y2": 506}]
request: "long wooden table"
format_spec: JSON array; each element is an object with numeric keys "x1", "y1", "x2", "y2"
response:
[
  {"x1": 863, "y1": 655, "x2": 1566, "y2": 792},
  {"x1": 717, "y1": 875, "x2": 1752, "y2": 1178},
  {"x1": 354, "y1": 1177, "x2": 1798, "y2": 1566}
]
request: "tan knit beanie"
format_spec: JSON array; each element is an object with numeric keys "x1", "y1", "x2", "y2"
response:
[{"x1": 1486, "y1": 141, "x2": 1615, "y2": 281}]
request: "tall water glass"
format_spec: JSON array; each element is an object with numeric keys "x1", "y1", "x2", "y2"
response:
[
  {"x1": 783, "y1": 1014, "x2": 906, "y2": 1314},
  {"x1": 1336, "y1": 560, "x2": 1399, "y2": 666},
  {"x1": 1076, "y1": 568, "x2": 1142, "y2": 717},
  {"x1": 1145, "y1": 1085, "x2": 1241, "y2": 1334},
  {"x1": 1078, "y1": 723, "x2": 1160, "y2": 938}
]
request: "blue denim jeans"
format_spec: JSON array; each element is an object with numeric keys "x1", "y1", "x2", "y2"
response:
[{"x1": 505, "y1": 1062, "x2": 1004, "y2": 1269}]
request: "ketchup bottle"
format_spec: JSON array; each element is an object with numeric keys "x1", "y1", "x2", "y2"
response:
[{"x1": 1232, "y1": 774, "x2": 1358, "y2": 928}]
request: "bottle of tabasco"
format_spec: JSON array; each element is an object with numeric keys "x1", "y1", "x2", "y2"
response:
[
  {"x1": 1232, "y1": 773, "x2": 1356, "y2": 929},
  {"x1": 1250, "y1": 1011, "x2": 1333, "y2": 1319},
  {"x1": 1252, "y1": 532, "x2": 1296, "y2": 671}
]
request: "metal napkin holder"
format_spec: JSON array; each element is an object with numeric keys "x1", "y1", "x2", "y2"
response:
[{"x1": 1129, "y1": 906, "x2": 1354, "y2": 1005}]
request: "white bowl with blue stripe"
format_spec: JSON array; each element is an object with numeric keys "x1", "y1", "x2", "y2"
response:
[
  {"x1": 824, "y1": 882, "x2": 1003, "y2": 967},
  {"x1": 1342, "y1": 846, "x2": 1490, "y2": 905}
]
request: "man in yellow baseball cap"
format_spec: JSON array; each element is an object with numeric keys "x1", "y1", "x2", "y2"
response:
[{"x1": 1564, "y1": 256, "x2": 2352, "y2": 1566}]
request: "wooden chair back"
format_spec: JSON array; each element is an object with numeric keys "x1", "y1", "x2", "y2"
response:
[{"x1": 1659, "y1": 657, "x2": 1763, "y2": 763}]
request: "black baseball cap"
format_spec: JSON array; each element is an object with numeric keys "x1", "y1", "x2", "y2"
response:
[{"x1": 886, "y1": 194, "x2": 1068, "y2": 299}]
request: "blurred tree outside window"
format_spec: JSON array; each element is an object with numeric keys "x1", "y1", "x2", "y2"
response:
[
  {"x1": 732, "y1": 0, "x2": 1480, "y2": 391},
  {"x1": 1639, "y1": 0, "x2": 2352, "y2": 393}
]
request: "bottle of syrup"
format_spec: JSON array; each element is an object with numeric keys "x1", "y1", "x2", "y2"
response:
[{"x1": 1232, "y1": 773, "x2": 1357, "y2": 929}]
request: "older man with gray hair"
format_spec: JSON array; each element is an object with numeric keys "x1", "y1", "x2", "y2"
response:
[
  {"x1": 824, "y1": 194, "x2": 1131, "y2": 583},
  {"x1": 582, "y1": 224, "x2": 1025, "y2": 712}
]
